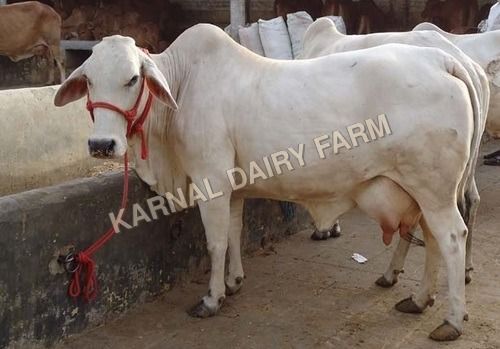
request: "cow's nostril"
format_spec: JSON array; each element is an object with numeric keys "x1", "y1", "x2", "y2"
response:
[{"x1": 107, "y1": 140, "x2": 116, "y2": 152}]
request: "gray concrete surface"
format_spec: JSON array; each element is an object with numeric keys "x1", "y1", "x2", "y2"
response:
[
  {"x1": 0, "y1": 170, "x2": 309, "y2": 348},
  {"x1": 51, "y1": 140, "x2": 500, "y2": 349}
]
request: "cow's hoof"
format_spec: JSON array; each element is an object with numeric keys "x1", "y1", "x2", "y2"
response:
[
  {"x1": 331, "y1": 223, "x2": 341, "y2": 238},
  {"x1": 429, "y1": 321, "x2": 462, "y2": 341},
  {"x1": 310, "y1": 228, "x2": 341, "y2": 241},
  {"x1": 395, "y1": 297, "x2": 426, "y2": 314},
  {"x1": 311, "y1": 230, "x2": 329, "y2": 240},
  {"x1": 375, "y1": 275, "x2": 397, "y2": 288},
  {"x1": 187, "y1": 300, "x2": 218, "y2": 318},
  {"x1": 226, "y1": 276, "x2": 244, "y2": 296}
]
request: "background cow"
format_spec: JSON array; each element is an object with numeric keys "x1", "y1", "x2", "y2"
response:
[
  {"x1": 422, "y1": 0, "x2": 479, "y2": 33},
  {"x1": 414, "y1": 22, "x2": 500, "y2": 139},
  {"x1": 274, "y1": 0, "x2": 324, "y2": 20},
  {"x1": 0, "y1": 1, "x2": 65, "y2": 84},
  {"x1": 322, "y1": 0, "x2": 389, "y2": 34}
]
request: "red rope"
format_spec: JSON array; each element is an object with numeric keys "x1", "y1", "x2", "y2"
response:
[
  {"x1": 67, "y1": 48, "x2": 153, "y2": 302},
  {"x1": 68, "y1": 154, "x2": 129, "y2": 301}
]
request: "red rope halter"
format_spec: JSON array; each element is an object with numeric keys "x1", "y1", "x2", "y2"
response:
[
  {"x1": 65, "y1": 49, "x2": 154, "y2": 301},
  {"x1": 86, "y1": 75, "x2": 153, "y2": 160}
]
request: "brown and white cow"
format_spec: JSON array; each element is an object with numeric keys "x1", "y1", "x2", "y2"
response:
[{"x1": 0, "y1": 1, "x2": 65, "y2": 84}]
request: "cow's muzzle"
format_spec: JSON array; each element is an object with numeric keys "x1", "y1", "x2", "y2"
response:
[{"x1": 88, "y1": 138, "x2": 116, "y2": 158}]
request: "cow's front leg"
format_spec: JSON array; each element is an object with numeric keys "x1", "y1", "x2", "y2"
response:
[
  {"x1": 308, "y1": 200, "x2": 354, "y2": 240},
  {"x1": 225, "y1": 197, "x2": 245, "y2": 295},
  {"x1": 310, "y1": 219, "x2": 341, "y2": 240},
  {"x1": 188, "y1": 195, "x2": 230, "y2": 318},
  {"x1": 395, "y1": 219, "x2": 439, "y2": 314}
]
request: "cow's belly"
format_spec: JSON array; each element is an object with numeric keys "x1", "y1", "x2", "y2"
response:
[
  {"x1": 230, "y1": 83, "x2": 471, "y2": 204},
  {"x1": 233, "y1": 136, "x2": 394, "y2": 201}
]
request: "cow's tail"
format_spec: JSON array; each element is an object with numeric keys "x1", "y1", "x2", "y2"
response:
[{"x1": 444, "y1": 55, "x2": 488, "y2": 221}]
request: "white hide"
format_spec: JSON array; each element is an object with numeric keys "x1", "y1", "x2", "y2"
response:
[
  {"x1": 301, "y1": 17, "x2": 486, "y2": 304},
  {"x1": 54, "y1": 25, "x2": 483, "y2": 339}
]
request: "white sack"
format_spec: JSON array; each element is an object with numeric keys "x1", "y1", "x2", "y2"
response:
[
  {"x1": 287, "y1": 11, "x2": 314, "y2": 58},
  {"x1": 258, "y1": 16, "x2": 293, "y2": 60},
  {"x1": 324, "y1": 16, "x2": 347, "y2": 34},
  {"x1": 238, "y1": 23, "x2": 265, "y2": 56}
]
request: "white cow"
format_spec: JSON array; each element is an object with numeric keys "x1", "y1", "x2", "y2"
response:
[
  {"x1": 414, "y1": 22, "x2": 500, "y2": 138},
  {"x1": 54, "y1": 24, "x2": 483, "y2": 341},
  {"x1": 300, "y1": 17, "x2": 489, "y2": 288}
]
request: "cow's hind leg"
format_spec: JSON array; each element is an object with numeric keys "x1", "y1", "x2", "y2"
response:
[
  {"x1": 225, "y1": 198, "x2": 245, "y2": 295},
  {"x1": 403, "y1": 206, "x2": 467, "y2": 341},
  {"x1": 375, "y1": 234, "x2": 412, "y2": 288},
  {"x1": 188, "y1": 195, "x2": 230, "y2": 318},
  {"x1": 464, "y1": 178, "x2": 479, "y2": 284}
]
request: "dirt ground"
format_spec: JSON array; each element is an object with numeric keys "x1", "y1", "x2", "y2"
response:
[{"x1": 56, "y1": 141, "x2": 500, "y2": 349}]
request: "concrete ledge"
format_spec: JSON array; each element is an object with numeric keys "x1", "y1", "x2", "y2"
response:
[{"x1": 0, "y1": 171, "x2": 310, "y2": 348}]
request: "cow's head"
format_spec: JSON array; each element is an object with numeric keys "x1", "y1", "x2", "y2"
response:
[{"x1": 54, "y1": 35, "x2": 178, "y2": 158}]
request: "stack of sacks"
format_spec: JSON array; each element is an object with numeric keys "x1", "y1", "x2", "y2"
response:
[
  {"x1": 238, "y1": 22, "x2": 265, "y2": 56},
  {"x1": 238, "y1": 12, "x2": 346, "y2": 60},
  {"x1": 258, "y1": 16, "x2": 294, "y2": 59}
]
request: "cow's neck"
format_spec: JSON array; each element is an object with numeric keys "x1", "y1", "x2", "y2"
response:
[
  {"x1": 130, "y1": 50, "x2": 189, "y2": 199},
  {"x1": 129, "y1": 26, "x2": 243, "y2": 201}
]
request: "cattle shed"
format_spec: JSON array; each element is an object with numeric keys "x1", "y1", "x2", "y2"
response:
[
  {"x1": 1, "y1": 0, "x2": 500, "y2": 348},
  {"x1": 0, "y1": 0, "x2": 497, "y2": 89}
]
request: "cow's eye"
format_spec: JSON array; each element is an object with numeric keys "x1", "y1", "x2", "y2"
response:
[{"x1": 125, "y1": 75, "x2": 139, "y2": 87}]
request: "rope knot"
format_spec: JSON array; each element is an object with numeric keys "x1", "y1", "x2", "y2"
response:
[{"x1": 68, "y1": 251, "x2": 97, "y2": 301}]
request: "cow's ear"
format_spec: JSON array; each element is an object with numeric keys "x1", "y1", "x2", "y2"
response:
[
  {"x1": 486, "y1": 59, "x2": 500, "y2": 88},
  {"x1": 54, "y1": 65, "x2": 87, "y2": 107},
  {"x1": 141, "y1": 56, "x2": 178, "y2": 111}
]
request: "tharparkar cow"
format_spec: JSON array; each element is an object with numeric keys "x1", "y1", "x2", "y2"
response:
[
  {"x1": 299, "y1": 17, "x2": 489, "y2": 290},
  {"x1": 0, "y1": 1, "x2": 65, "y2": 84},
  {"x1": 54, "y1": 24, "x2": 483, "y2": 341}
]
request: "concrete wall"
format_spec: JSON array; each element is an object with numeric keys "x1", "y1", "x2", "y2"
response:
[
  {"x1": 0, "y1": 171, "x2": 310, "y2": 348},
  {"x1": 0, "y1": 57, "x2": 52, "y2": 90},
  {"x1": 0, "y1": 86, "x2": 104, "y2": 196}
]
